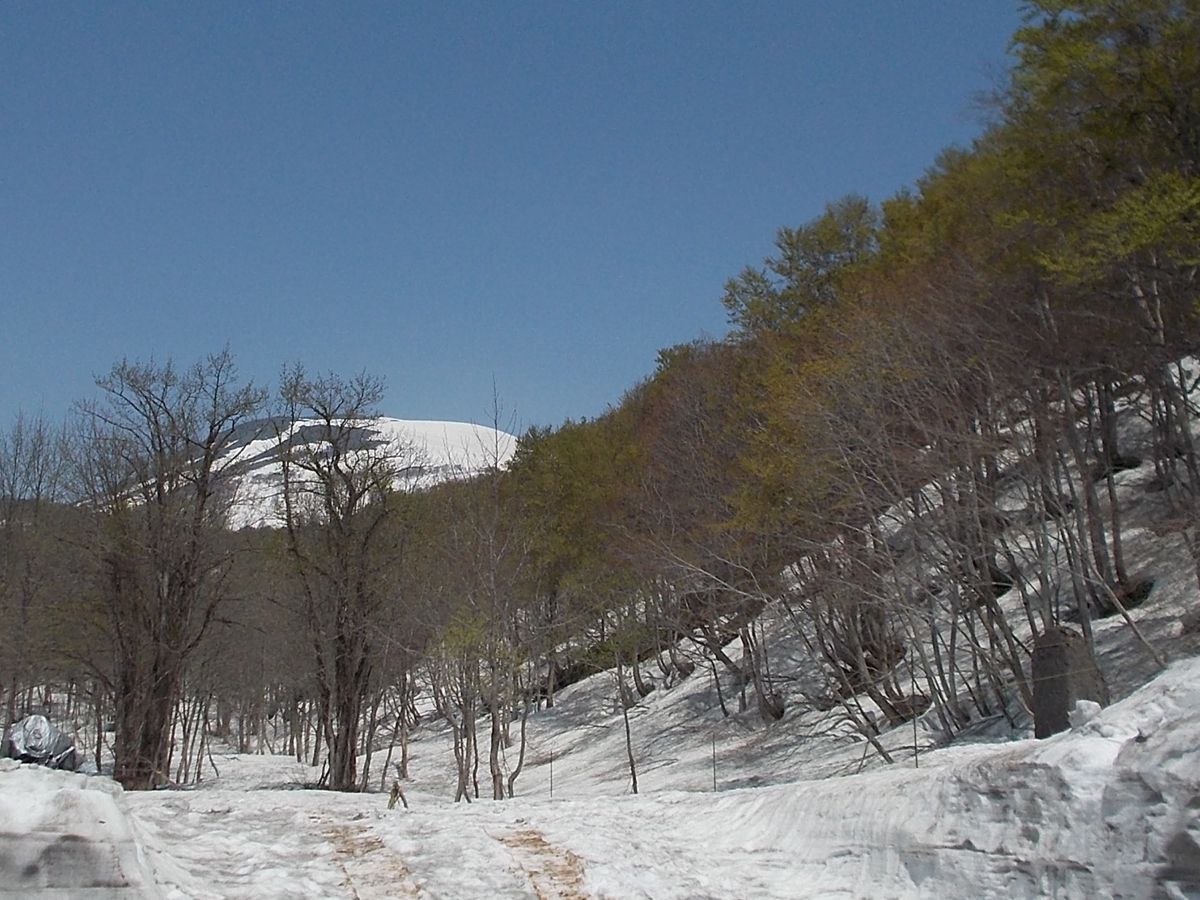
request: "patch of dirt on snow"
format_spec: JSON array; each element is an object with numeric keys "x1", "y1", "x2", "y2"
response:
[
  {"x1": 326, "y1": 821, "x2": 421, "y2": 898},
  {"x1": 500, "y1": 826, "x2": 588, "y2": 900}
]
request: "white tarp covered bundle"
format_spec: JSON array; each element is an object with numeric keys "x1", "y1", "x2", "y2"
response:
[{"x1": 2, "y1": 714, "x2": 80, "y2": 771}]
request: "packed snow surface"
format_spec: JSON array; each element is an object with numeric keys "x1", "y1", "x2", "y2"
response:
[
  {"x1": 4, "y1": 657, "x2": 1198, "y2": 898},
  {"x1": 0, "y1": 759, "x2": 157, "y2": 898}
]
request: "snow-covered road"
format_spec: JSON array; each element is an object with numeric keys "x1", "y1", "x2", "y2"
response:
[
  {"x1": 114, "y1": 659, "x2": 1200, "y2": 898},
  {"x1": 6, "y1": 660, "x2": 1199, "y2": 899},
  {"x1": 127, "y1": 785, "x2": 595, "y2": 899}
]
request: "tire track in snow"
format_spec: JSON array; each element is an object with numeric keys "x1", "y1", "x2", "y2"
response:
[
  {"x1": 128, "y1": 788, "x2": 425, "y2": 899},
  {"x1": 326, "y1": 820, "x2": 423, "y2": 898},
  {"x1": 498, "y1": 824, "x2": 588, "y2": 900}
]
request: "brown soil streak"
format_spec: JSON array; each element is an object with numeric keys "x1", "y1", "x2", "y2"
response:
[
  {"x1": 327, "y1": 822, "x2": 422, "y2": 898},
  {"x1": 500, "y1": 828, "x2": 589, "y2": 900}
]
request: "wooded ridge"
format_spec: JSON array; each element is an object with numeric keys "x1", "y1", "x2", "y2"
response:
[{"x1": 2, "y1": 0, "x2": 1198, "y2": 798}]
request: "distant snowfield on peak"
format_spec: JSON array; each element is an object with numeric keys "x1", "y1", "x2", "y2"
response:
[{"x1": 221, "y1": 417, "x2": 517, "y2": 530}]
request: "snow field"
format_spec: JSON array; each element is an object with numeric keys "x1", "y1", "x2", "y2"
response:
[
  {"x1": 223, "y1": 417, "x2": 516, "y2": 529},
  {"x1": 5, "y1": 655, "x2": 1197, "y2": 898}
]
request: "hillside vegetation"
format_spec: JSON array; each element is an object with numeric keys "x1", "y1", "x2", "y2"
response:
[{"x1": 2, "y1": 0, "x2": 1199, "y2": 809}]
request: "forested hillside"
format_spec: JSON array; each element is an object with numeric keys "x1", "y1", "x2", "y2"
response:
[{"x1": 2, "y1": 0, "x2": 1198, "y2": 807}]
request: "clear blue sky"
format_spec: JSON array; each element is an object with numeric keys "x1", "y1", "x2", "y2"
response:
[{"x1": 2, "y1": 2, "x2": 1021, "y2": 432}]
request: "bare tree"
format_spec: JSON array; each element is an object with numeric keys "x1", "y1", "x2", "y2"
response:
[
  {"x1": 0, "y1": 412, "x2": 67, "y2": 724},
  {"x1": 71, "y1": 351, "x2": 266, "y2": 788},
  {"x1": 277, "y1": 367, "x2": 420, "y2": 791}
]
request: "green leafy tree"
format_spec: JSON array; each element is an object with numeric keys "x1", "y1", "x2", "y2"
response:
[{"x1": 722, "y1": 195, "x2": 879, "y2": 334}]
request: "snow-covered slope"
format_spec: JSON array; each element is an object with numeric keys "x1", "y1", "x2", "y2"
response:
[
  {"x1": 218, "y1": 417, "x2": 517, "y2": 529},
  {"x1": 6, "y1": 366, "x2": 1199, "y2": 897}
]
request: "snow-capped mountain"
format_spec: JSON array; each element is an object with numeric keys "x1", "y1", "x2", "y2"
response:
[{"x1": 218, "y1": 417, "x2": 517, "y2": 530}]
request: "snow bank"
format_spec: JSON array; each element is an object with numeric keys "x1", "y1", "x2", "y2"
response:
[
  {"x1": 532, "y1": 656, "x2": 1200, "y2": 899},
  {"x1": 0, "y1": 760, "x2": 158, "y2": 898}
]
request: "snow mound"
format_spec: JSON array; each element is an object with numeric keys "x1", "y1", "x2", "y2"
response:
[
  {"x1": 0, "y1": 761, "x2": 158, "y2": 898},
  {"x1": 529, "y1": 656, "x2": 1200, "y2": 898}
]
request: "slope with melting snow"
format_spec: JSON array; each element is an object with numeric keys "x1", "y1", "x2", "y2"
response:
[
  {"x1": 221, "y1": 417, "x2": 516, "y2": 529},
  {"x1": 5, "y1": 365, "x2": 1200, "y2": 896}
]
